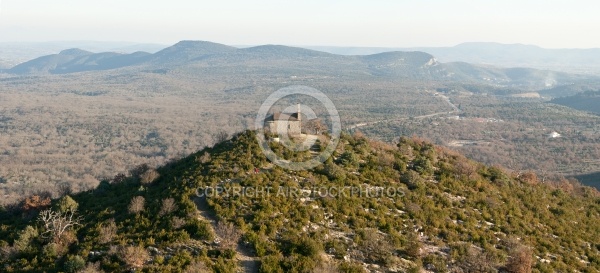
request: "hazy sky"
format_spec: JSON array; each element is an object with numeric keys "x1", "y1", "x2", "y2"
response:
[{"x1": 0, "y1": 0, "x2": 598, "y2": 48}]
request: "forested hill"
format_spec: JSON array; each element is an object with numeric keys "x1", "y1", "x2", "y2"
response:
[
  {"x1": 550, "y1": 90, "x2": 600, "y2": 114},
  {"x1": 0, "y1": 131, "x2": 598, "y2": 272}
]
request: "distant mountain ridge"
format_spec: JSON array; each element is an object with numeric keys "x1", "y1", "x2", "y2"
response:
[
  {"x1": 3, "y1": 40, "x2": 597, "y2": 89},
  {"x1": 0, "y1": 41, "x2": 166, "y2": 69},
  {"x1": 307, "y1": 42, "x2": 600, "y2": 75},
  {"x1": 8, "y1": 49, "x2": 151, "y2": 74}
]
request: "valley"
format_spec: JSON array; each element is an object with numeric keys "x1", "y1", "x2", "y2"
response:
[{"x1": 1, "y1": 41, "x2": 600, "y2": 207}]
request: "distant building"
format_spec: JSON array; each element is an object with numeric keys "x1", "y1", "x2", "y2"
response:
[
  {"x1": 265, "y1": 104, "x2": 302, "y2": 136},
  {"x1": 548, "y1": 131, "x2": 561, "y2": 138}
]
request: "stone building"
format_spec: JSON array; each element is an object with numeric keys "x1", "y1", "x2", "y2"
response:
[{"x1": 265, "y1": 105, "x2": 302, "y2": 136}]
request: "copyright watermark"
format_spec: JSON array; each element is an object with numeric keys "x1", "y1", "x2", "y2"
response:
[
  {"x1": 255, "y1": 85, "x2": 341, "y2": 170},
  {"x1": 196, "y1": 186, "x2": 405, "y2": 199}
]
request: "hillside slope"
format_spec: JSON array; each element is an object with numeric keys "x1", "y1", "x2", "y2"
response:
[{"x1": 0, "y1": 131, "x2": 598, "y2": 272}]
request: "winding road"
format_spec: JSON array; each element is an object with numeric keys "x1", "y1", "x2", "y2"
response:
[{"x1": 347, "y1": 92, "x2": 460, "y2": 130}]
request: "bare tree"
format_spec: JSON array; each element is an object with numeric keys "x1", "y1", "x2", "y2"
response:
[
  {"x1": 111, "y1": 173, "x2": 127, "y2": 184},
  {"x1": 184, "y1": 260, "x2": 211, "y2": 273},
  {"x1": 215, "y1": 221, "x2": 241, "y2": 249},
  {"x1": 506, "y1": 245, "x2": 533, "y2": 273},
  {"x1": 128, "y1": 196, "x2": 145, "y2": 214},
  {"x1": 305, "y1": 119, "x2": 327, "y2": 135},
  {"x1": 129, "y1": 164, "x2": 149, "y2": 178},
  {"x1": 38, "y1": 209, "x2": 81, "y2": 243},
  {"x1": 359, "y1": 228, "x2": 394, "y2": 263},
  {"x1": 159, "y1": 198, "x2": 177, "y2": 216},
  {"x1": 313, "y1": 261, "x2": 340, "y2": 273},
  {"x1": 215, "y1": 131, "x2": 229, "y2": 143},
  {"x1": 79, "y1": 262, "x2": 105, "y2": 273},
  {"x1": 140, "y1": 169, "x2": 160, "y2": 184},
  {"x1": 197, "y1": 152, "x2": 211, "y2": 164},
  {"x1": 56, "y1": 182, "x2": 73, "y2": 196},
  {"x1": 119, "y1": 245, "x2": 149, "y2": 269},
  {"x1": 458, "y1": 246, "x2": 496, "y2": 273},
  {"x1": 98, "y1": 219, "x2": 118, "y2": 244},
  {"x1": 171, "y1": 216, "x2": 186, "y2": 229}
]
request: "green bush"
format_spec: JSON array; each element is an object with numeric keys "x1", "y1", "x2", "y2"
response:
[
  {"x1": 13, "y1": 225, "x2": 38, "y2": 252},
  {"x1": 55, "y1": 195, "x2": 79, "y2": 213},
  {"x1": 64, "y1": 255, "x2": 86, "y2": 273},
  {"x1": 338, "y1": 262, "x2": 366, "y2": 273},
  {"x1": 260, "y1": 255, "x2": 284, "y2": 273}
]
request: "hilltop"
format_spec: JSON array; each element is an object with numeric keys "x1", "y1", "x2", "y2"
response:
[{"x1": 0, "y1": 131, "x2": 598, "y2": 272}]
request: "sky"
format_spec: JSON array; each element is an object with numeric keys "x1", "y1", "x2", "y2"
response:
[{"x1": 0, "y1": 0, "x2": 599, "y2": 48}]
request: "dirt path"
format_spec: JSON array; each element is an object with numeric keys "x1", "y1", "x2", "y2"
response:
[{"x1": 193, "y1": 196, "x2": 260, "y2": 273}]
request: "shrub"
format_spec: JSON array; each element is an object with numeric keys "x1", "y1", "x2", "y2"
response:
[
  {"x1": 13, "y1": 225, "x2": 38, "y2": 252},
  {"x1": 42, "y1": 243, "x2": 59, "y2": 259},
  {"x1": 296, "y1": 237, "x2": 322, "y2": 258},
  {"x1": 64, "y1": 255, "x2": 86, "y2": 273},
  {"x1": 55, "y1": 195, "x2": 79, "y2": 213},
  {"x1": 260, "y1": 255, "x2": 284, "y2": 273},
  {"x1": 213, "y1": 256, "x2": 236, "y2": 273},
  {"x1": 22, "y1": 195, "x2": 51, "y2": 211},
  {"x1": 404, "y1": 232, "x2": 422, "y2": 258},
  {"x1": 338, "y1": 262, "x2": 366, "y2": 273},
  {"x1": 185, "y1": 219, "x2": 213, "y2": 240}
]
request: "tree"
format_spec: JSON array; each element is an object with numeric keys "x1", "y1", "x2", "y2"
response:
[
  {"x1": 140, "y1": 169, "x2": 160, "y2": 184},
  {"x1": 358, "y1": 228, "x2": 393, "y2": 263},
  {"x1": 313, "y1": 261, "x2": 341, "y2": 273},
  {"x1": 55, "y1": 195, "x2": 78, "y2": 213},
  {"x1": 128, "y1": 196, "x2": 145, "y2": 214},
  {"x1": 64, "y1": 255, "x2": 86, "y2": 273},
  {"x1": 38, "y1": 209, "x2": 81, "y2": 243},
  {"x1": 184, "y1": 260, "x2": 211, "y2": 273},
  {"x1": 505, "y1": 245, "x2": 533, "y2": 273},
  {"x1": 98, "y1": 219, "x2": 117, "y2": 244},
  {"x1": 197, "y1": 152, "x2": 211, "y2": 164},
  {"x1": 457, "y1": 246, "x2": 496, "y2": 273},
  {"x1": 13, "y1": 225, "x2": 39, "y2": 252},
  {"x1": 215, "y1": 221, "x2": 241, "y2": 250},
  {"x1": 111, "y1": 173, "x2": 127, "y2": 184},
  {"x1": 159, "y1": 198, "x2": 177, "y2": 216},
  {"x1": 129, "y1": 164, "x2": 149, "y2": 178},
  {"x1": 119, "y1": 245, "x2": 149, "y2": 269},
  {"x1": 23, "y1": 195, "x2": 51, "y2": 211},
  {"x1": 79, "y1": 262, "x2": 105, "y2": 273},
  {"x1": 519, "y1": 172, "x2": 538, "y2": 185},
  {"x1": 215, "y1": 131, "x2": 229, "y2": 143},
  {"x1": 305, "y1": 119, "x2": 327, "y2": 135},
  {"x1": 405, "y1": 231, "x2": 422, "y2": 258}
]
